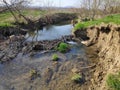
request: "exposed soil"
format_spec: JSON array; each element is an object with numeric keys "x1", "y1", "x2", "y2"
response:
[
  {"x1": 74, "y1": 23, "x2": 120, "y2": 90},
  {"x1": 0, "y1": 27, "x2": 27, "y2": 37}
]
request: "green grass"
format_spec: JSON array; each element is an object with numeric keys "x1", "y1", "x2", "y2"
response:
[
  {"x1": 22, "y1": 10, "x2": 46, "y2": 17},
  {"x1": 71, "y1": 74, "x2": 82, "y2": 82},
  {"x1": 52, "y1": 54, "x2": 59, "y2": 61},
  {"x1": 0, "y1": 22, "x2": 14, "y2": 27},
  {"x1": 0, "y1": 10, "x2": 46, "y2": 27},
  {"x1": 106, "y1": 72, "x2": 120, "y2": 90},
  {"x1": 57, "y1": 42, "x2": 69, "y2": 53},
  {"x1": 74, "y1": 23, "x2": 86, "y2": 30},
  {"x1": 0, "y1": 11, "x2": 15, "y2": 27},
  {"x1": 74, "y1": 14, "x2": 120, "y2": 31}
]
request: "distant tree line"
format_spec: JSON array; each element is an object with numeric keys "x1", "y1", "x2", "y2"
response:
[
  {"x1": 0, "y1": 0, "x2": 120, "y2": 23},
  {"x1": 73, "y1": 0, "x2": 120, "y2": 20}
]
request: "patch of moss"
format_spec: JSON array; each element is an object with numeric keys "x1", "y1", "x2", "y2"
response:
[
  {"x1": 52, "y1": 54, "x2": 59, "y2": 61},
  {"x1": 57, "y1": 42, "x2": 69, "y2": 53}
]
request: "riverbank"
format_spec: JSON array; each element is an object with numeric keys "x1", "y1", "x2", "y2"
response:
[
  {"x1": 0, "y1": 13, "x2": 77, "y2": 40},
  {"x1": 0, "y1": 12, "x2": 77, "y2": 30},
  {"x1": 16, "y1": 13, "x2": 77, "y2": 30},
  {"x1": 74, "y1": 23, "x2": 120, "y2": 90}
]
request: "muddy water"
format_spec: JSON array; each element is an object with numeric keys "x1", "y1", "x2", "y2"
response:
[{"x1": 0, "y1": 24, "x2": 90, "y2": 90}]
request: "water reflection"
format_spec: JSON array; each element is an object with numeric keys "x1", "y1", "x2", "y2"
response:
[{"x1": 26, "y1": 24, "x2": 73, "y2": 41}]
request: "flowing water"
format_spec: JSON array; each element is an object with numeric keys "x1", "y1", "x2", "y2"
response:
[{"x1": 0, "y1": 24, "x2": 90, "y2": 90}]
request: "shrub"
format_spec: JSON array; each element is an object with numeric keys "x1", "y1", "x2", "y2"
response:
[
  {"x1": 106, "y1": 73, "x2": 120, "y2": 90},
  {"x1": 74, "y1": 23, "x2": 86, "y2": 31},
  {"x1": 52, "y1": 54, "x2": 59, "y2": 61},
  {"x1": 71, "y1": 74, "x2": 82, "y2": 83},
  {"x1": 57, "y1": 42, "x2": 69, "y2": 53}
]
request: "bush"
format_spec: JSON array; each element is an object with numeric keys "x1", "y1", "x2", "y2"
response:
[
  {"x1": 71, "y1": 74, "x2": 82, "y2": 83},
  {"x1": 52, "y1": 54, "x2": 59, "y2": 61},
  {"x1": 106, "y1": 73, "x2": 120, "y2": 90},
  {"x1": 74, "y1": 23, "x2": 86, "y2": 31},
  {"x1": 57, "y1": 42, "x2": 69, "y2": 53}
]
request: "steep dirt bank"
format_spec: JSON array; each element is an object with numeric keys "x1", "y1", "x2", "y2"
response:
[
  {"x1": 74, "y1": 23, "x2": 120, "y2": 89},
  {"x1": 0, "y1": 27, "x2": 27, "y2": 38},
  {"x1": 37, "y1": 13, "x2": 77, "y2": 25},
  {"x1": 18, "y1": 13, "x2": 77, "y2": 29}
]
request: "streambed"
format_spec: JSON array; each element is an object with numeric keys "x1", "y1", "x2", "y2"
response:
[{"x1": 0, "y1": 24, "x2": 91, "y2": 90}]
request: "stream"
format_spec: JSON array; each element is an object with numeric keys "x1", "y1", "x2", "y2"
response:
[
  {"x1": 0, "y1": 23, "x2": 90, "y2": 90},
  {"x1": 26, "y1": 24, "x2": 73, "y2": 41}
]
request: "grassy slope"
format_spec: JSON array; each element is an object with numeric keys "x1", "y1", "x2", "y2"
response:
[
  {"x1": 0, "y1": 9, "x2": 46, "y2": 27},
  {"x1": 0, "y1": 11, "x2": 14, "y2": 27},
  {"x1": 74, "y1": 14, "x2": 120, "y2": 30}
]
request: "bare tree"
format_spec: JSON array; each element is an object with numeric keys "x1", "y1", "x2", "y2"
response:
[
  {"x1": 42, "y1": 0, "x2": 55, "y2": 14},
  {"x1": 2, "y1": 0, "x2": 18, "y2": 21},
  {"x1": 1, "y1": 0, "x2": 32, "y2": 23},
  {"x1": 91, "y1": 0, "x2": 101, "y2": 19},
  {"x1": 102, "y1": 0, "x2": 120, "y2": 14},
  {"x1": 77, "y1": 0, "x2": 120, "y2": 20}
]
